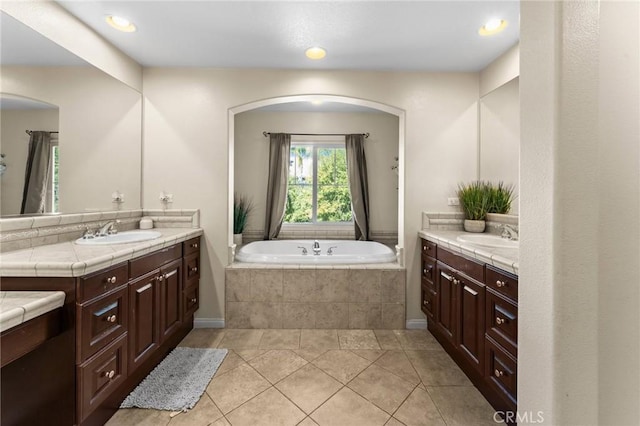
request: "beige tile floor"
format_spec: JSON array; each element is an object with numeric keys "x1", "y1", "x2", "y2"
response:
[{"x1": 106, "y1": 329, "x2": 498, "y2": 426}]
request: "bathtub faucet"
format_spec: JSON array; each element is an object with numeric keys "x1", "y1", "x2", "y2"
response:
[
  {"x1": 297, "y1": 246, "x2": 308, "y2": 255},
  {"x1": 313, "y1": 240, "x2": 321, "y2": 255}
]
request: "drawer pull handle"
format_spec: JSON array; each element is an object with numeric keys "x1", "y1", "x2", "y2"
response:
[
  {"x1": 496, "y1": 280, "x2": 506, "y2": 288},
  {"x1": 191, "y1": 298, "x2": 197, "y2": 303},
  {"x1": 191, "y1": 267, "x2": 198, "y2": 273},
  {"x1": 494, "y1": 369, "x2": 504, "y2": 378},
  {"x1": 496, "y1": 317, "x2": 505, "y2": 325},
  {"x1": 107, "y1": 276, "x2": 117, "y2": 284},
  {"x1": 107, "y1": 315, "x2": 117, "y2": 323},
  {"x1": 441, "y1": 272, "x2": 453, "y2": 282},
  {"x1": 103, "y1": 370, "x2": 115, "y2": 379}
]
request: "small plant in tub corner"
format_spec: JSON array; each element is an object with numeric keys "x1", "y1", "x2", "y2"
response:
[
  {"x1": 233, "y1": 193, "x2": 254, "y2": 246},
  {"x1": 457, "y1": 181, "x2": 490, "y2": 233}
]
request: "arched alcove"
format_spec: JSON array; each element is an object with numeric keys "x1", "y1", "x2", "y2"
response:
[{"x1": 227, "y1": 94, "x2": 406, "y2": 265}]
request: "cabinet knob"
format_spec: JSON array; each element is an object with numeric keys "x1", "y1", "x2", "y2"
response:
[
  {"x1": 423, "y1": 245, "x2": 427, "y2": 251},
  {"x1": 494, "y1": 369, "x2": 504, "y2": 378},
  {"x1": 496, "y1": 316, "x2": 505, "y2": 325},
  {"x1": 423, "y1": 300, "x2": 430, "y2": 306},
  {"x1": 423, "y1": 268, "x2": 427, "y2": 275},
  {"x1": 191, "y1": 267, "x2": 198, "y2": 273},
  {"x1": 191, "y1": 298, "x2": 197, "y2": 303},
  {"x1": 107, "y1": 276, "x2": 117, "y2": 284},
  {"x1": 157, "y1": 275, "x2": 164, "y2": 282},
  {"x1": 103, "y1": 370, "x2": 115, "y2": 379},
  {"x1": 452, "y1": 278, "x2": 459, "y2": 285},
  {"x1": 106, "y1": 315, "x2": 117, "y2": 323},
  {"x1": 192, "y1": 243, "x2": 198, "y2": 249},
  {"x1": 496, "y1": 280, "x2": 506, "y2": 288}
]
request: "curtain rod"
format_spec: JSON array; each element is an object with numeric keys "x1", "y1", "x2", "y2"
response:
[
  {"x1": 262, "y1": 131, "x2": 369, "y2": 139},
  {"x1": 26, "y1": 130, "x2": 59, "y2": 135}
]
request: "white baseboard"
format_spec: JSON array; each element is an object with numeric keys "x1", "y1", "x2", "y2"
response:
[
  {"x1": 194, "y1": 318, "x2": 225, "y2": 328},
  {"x1": 405, "y1": 319, "x2": 428, "y2": 329}
]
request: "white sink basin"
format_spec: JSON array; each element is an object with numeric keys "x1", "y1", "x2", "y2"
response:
[
  {"x1": 456, "y1": 234, "x2": 518, "y2": 249},
  {"x1": 75, "y1": 230, "x2": 162, "y2": 245}
]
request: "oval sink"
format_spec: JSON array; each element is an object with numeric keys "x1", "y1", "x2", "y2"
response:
[
  {"x1": 456, "y1": 234, "x2": 518, "y2": 249},
  {"x1": 75, "y1": 230, "x2": 162, "y2": 245}
]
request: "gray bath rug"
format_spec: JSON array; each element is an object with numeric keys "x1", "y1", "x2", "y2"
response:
[{"x1": 121, "y1": 347, "x2": 227, "y2": 412}]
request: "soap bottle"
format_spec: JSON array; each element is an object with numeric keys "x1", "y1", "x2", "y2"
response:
[{"x1": 139, "y1": 217, "x2": 153, "y2": 229}]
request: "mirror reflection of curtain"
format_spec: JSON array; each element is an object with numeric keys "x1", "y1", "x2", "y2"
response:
[
  {"x1": 264, "y1": 133, "x2": 291, "y2": 240},
  {"x1": 345, "y1": 134, "x2": 370, "y2": 240},
  {"x1": 20, "y1": 131, "x2": 51, "y2": 214}
]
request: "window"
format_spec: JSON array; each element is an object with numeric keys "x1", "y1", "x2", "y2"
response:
[
  {"x1": 45, "y1": 143, "x2": 59, "y2": 213},
  {"x1": 284, "y1": 142, "x2": 352, "y2": 224}
]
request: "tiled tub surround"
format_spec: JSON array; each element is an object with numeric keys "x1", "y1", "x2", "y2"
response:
[
  {"x1": 226, "y1": 264, "x2": 406, "y2": 329},
  {"x1": 0, "y1": 291, "x2": 65, "y2": 332},
  {"x1": 420, "y1": 211, "x2": 519, "y2": 274},
  {"x1": 0, "y1": 209, "x2": 200, "y2": 253},
  {"x1": 0, "y1": 227, "x2": 203, "y2": 277}
]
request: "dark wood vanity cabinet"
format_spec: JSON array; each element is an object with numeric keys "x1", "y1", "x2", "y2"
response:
[
  {"x1": 422, "y1": 238, "x2": 518, "y2": 417},
  {"x1": 1, "y1": 236, "x2": 201, "y2": 426}
]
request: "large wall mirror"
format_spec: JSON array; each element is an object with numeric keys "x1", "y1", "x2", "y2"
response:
[
  {"x1": 479, "y1": 77, "x2": 519, "y2": 214},
  {"x1": 0, "y1": 12, "x2": 142, "y2": 217}
]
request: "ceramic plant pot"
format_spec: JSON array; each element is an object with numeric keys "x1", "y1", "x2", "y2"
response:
[{"x1": 464, "y1": 219, "x2": 486, "y2": 233}]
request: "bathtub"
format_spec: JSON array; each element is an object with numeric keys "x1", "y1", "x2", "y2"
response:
[{"x1": 235, "y1": 239, "x2": 397, "y2": 264}]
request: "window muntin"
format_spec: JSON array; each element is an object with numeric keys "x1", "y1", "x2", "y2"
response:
[{"x1": 285, "y1": 142, "x2": 352, "y2": 224}]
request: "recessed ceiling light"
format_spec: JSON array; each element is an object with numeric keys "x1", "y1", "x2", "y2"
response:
[
  {"x1": 105, "y1": 15, "x2": 137, "y2": 32},
  {"x1": 479, "y1": 19, "x2": 507, "y2": 36},
  {"x1": 305, "y1": 47, "x2": 327, "y2": 60}
]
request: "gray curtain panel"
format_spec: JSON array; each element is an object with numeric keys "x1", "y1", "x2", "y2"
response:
[
  {"x1": 20, "y1": 131, "x2": 52, "y2": 214},
  {"x1": 264, "y1": 133, "x2": 291, "y2": 240},
  {"x1": 345, "y1": 134, "x2": 370, "y2": 241}
]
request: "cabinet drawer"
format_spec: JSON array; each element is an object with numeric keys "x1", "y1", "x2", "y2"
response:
[
  {"x1": 130, "y1": 244, "x2": 182, "y2": 278},
  {"x1": 78, "y1": 263, "x2": 128, "y2": 303},
  {"x1": 184, "y1": 237, "x2": 201, "y2": 256},
  {"x1": 486, "y1": 265, "x2": 518, "y2": 303},
  {"x1": 420, "y1": 239, "x2": 436, "y2": 258},
  {"x1": 77, "y1": 334, "x2": 127, "y2": 423},
  {"x1": 183, "y1": 252, "x2": 200, "y2": 284},
  {"x1": 486, "y1": 289, "x2": 518, "y2": 356},
  {"x1": 183, "y1": 285, "x2": 199, "y2": 320},
  {"x1": 437, "y1": 247, "x2": 484, "y2": 283},
  {"x1": 485, "y1": 336, "x2": 517, "y2": 409},
  {"x1": 420, "y1": 284, "x2": 436, "y2": 319},
  {"x1": 421, "y1": 256, "x2": 436, "y2": 285},
  {"x1": 78, "y1": 285, "x2": 128, "y2": 362}
]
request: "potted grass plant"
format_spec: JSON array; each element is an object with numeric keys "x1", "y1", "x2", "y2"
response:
[
  {"x1": 487, "y1": 182, "x2": 515, "y2": 214},
  {"x1": 457, "y1": 181, "x2": 490, "y2": 232},
  {"x1": 233, "y1": 193, "x2": 254, "y2": 246}
]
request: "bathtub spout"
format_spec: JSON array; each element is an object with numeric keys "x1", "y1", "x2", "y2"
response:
[{"x1": 313, "y1": 240, "x2": 321, "y2": 255}]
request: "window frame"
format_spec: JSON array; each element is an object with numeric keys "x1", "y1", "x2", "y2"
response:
[{"x1": 284, "y1": 138, "x2": 353, "y2": 227}]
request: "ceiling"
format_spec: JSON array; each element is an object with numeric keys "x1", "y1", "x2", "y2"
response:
[{"x1": 55, "y1": 0, "x2": 520, "y2": 72}]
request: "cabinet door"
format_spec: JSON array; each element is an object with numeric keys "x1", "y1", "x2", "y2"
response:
[
  {"x1": 457, "y1": 275, "x2": 485, "y2": 372},
  {"x1": 435, "y1": 262, "x2": 456, "y2": 343},
  {"x1": 129, "y1": 271, "x2": 160, "y2": 370},
  {"x1": 159, "y1": 259, "x2": 183, "y2": 341}
]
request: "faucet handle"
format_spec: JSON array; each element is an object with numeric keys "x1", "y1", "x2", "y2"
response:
[
  {"x1": 327, "y1": 246, "x2": 338, "y2": 255},
  {"x1": 82, "y1": 227, "x2": 95, "y2": 239}
]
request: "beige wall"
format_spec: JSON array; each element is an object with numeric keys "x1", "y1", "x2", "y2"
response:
[
  {"x1": 480, "y1": 43, "x2": 519, "y2": 97},
  {"x1": 0, "y1": 108, "x2": 59, "y2": 215},
  {"x1": 520, "y1": 1, "x2": 639, "y2": 424},
  {"x1": 143, "y1": 68, "x2": 479, "y2": 324},
  {"x1": 234, "y1": 110, "x2": 399, "y2": 238},
  {"x1": 479, "y1": 78, "x2": 519, "y2": 214},
  {"x1": 1, "y1": 66, "x2": 142, "y2": 213}
]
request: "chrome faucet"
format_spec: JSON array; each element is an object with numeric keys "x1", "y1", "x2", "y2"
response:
[
  {"x1": 327, "y1": 246, "x2": 338, "y2": 255},
  {"x1": 297, "y1": 246, "x2": 308, "y2": 255},
  {"x1": 97, "y1": 220, "x2": 119, "y2": 237},
  {"x1": 499, "y1": 224, "x2": 519, "y2": 241},
  {"x1": 312, "y1": 240, "x2": 321, "y2": 255}
]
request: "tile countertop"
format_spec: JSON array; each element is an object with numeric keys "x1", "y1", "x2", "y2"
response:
[
  {"x1": 418, "y1": 230, "x2": 519, "y2": 275},
  {"x1": 0, "y1": 291, "x2": 66, "y2": 333},
  {"x1": 0, "y1": 228, "x2": 203, "y2": 278}
]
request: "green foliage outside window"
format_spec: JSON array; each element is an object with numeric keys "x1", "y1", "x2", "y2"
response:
[{"x1": 284, "y1": 145, "x2": 352, "y2": 223}]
